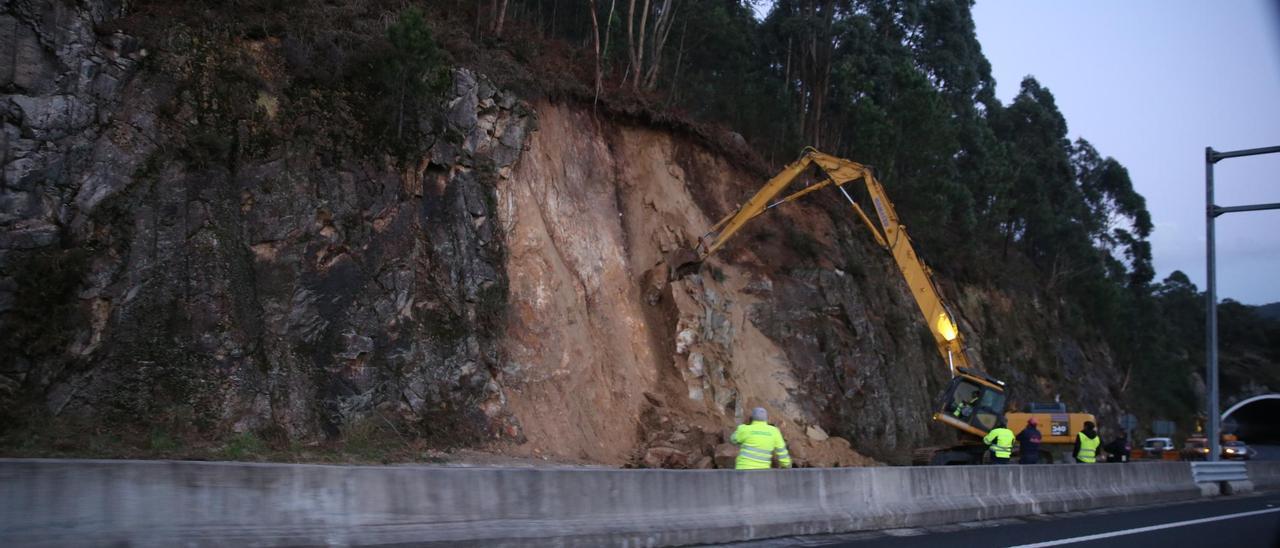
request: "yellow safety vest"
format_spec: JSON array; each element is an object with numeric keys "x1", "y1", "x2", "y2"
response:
[
  {"x1": 983, "y1": 427, "x2": 1015, "y2": 459},
  {"x1": 1077, "y1": 432, "x2": 1100, "y2": 463},
  {"x1": 731, "y1": 422, "x2": 791, "y2": 470}
]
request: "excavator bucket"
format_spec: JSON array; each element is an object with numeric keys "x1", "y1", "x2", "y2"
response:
[{"x1": 665, "y1": 247, "x2": 703, "y2": 281}]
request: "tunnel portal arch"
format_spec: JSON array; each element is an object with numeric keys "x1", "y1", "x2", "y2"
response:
[
  {"x1": 1222, "y1": 394, "x2": 1280, "y2": 443},
  {"x1": 1223, "y1": 394, "x2": 1280, "y2": 420}
]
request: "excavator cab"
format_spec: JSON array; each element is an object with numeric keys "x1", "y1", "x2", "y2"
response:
[{"x1": 935, "y1": 369, "x2": 1006, "y2": 437}]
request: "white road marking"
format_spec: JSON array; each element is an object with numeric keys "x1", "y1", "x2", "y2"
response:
[{"x1": 1007, "y1": 507, "x2": 1280, "y2": 547}]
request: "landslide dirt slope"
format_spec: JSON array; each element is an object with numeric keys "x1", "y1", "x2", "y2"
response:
[
  {"x1": 494, "y1": 102, "x2": 1127, "y2": 467},
  {"x1": 497, "y1": 103, "x2": 905, "y2": 466}
]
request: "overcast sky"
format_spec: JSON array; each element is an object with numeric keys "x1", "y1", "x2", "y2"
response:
[{"x1": 972, "y1": 0, "x2": 1280, "y2": 305}]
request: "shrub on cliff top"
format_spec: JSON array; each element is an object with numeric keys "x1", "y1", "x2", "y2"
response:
[{"x1": 361, "y1": 7, "x2": 450, "y2": 155}]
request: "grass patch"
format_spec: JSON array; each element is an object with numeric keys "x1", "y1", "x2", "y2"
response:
[
  {"x1": 784, "y1": 227, "x2": 823, "y2": 262},
  {"x1": 0, "y1": 412, "x2": 459, "y2": 465},
  {"x1": 148, "y1": 429, "x2": 182, "y2": 453},
  {"x1": 219, "y1": 432, "x2": 267, "y2": 460},
  {"x1": 339, "y1": 416, "x2": 404, "y2": 463},
  {"x1": 708, "y1": 265, "x2": 727, "y2": 283}
]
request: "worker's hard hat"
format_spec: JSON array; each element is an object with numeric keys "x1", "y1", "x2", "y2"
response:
[
  {"x1": 1027, "y1": 417, "x2": 1038, "y2": 426},
  {"x1": 751, "y1": 407, "x2": 768, "y2": 422}
]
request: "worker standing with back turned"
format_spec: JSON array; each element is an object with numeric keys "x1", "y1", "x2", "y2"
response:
[
  {"x1": 983, "y1": 419, "x2": 1013, "y2": 463},
  {"x1": 983, "y1": 418, "x2": 1015, "y2": 464},
  {"x1": 1017, "y1": 417, "x2": 1043, "y2": 464},
  {"x1": 1075, "y1": 421, "x2": 1100, "y2": 463},
  {"x1": 731, "y1": 408, "x2": 792, "y2": 469}
]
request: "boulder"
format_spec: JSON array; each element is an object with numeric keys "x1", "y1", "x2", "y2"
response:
[
  {"x1": 714, "y1": 443, "x2": 738, "y2": 469},
  {"x1": 641, "y1": 446, "x2": 688, "y2": 469}
]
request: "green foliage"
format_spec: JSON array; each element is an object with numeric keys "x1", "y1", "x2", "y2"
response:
[
  {"x1": 8, "y1": 0, "x2": 1209, "y2": 457},
  {"x1": 148, "y1": 429, "x2": 181, "y2": 452},
  {"x1": 709, "y1": 265, "x2": 728, "y2": 283},
  {"x1": 365, "y1": 7, "x2": 449, "y2": 154},
  {"x1": 489, "y1": 3, "x2": 1170, "y2": 407},
  {"x1": 386, "y1": 8, "x2": 448, "y2": 93},
  {"x1": 220, "y1": 432, "x2": 267, "y2": 460},
  {"x1": 784, "y1": 225, "x2": 824, "y2": 262},
  {"x1": 340, "y1": 416, "x2": 403, "y2": 463}
]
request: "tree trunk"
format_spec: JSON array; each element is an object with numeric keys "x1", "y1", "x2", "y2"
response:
[
  {"x1": 396, "y1": 76, "x2": 406, "y2": 142},
  {"x1": 626, "y1": 0, "x2": 637, "y2": 87},
  {"x1": 817, "y1": 1, "x2": 834, "y2": 146},
  {"x1": 643, "y1": 0, "x2": 676, "y2": 90},
  {"x1": 796, "y1": 0, "x2": 835, "y2": 147},
  {"x1": 634, "y1": 0, "x2": 651, "y2": 89},
  {"x1": 812, "y1": 45, "x2": 831, "y2": 147},
  {"x1": 603, "y1": 0, "x2": 617, "y2": 60},
  {"x1": 589, "y1": 0, "x2": 603, "y2": 102},
  {"x1": 782, "y1": 36, "x2": 791, "y2": 97},
  {"x1": 664, "y1": 18, "x2": 687, "y2": 105},
  {"x1": 493, "y1": 0, "x2": 510, "y2": 37}
]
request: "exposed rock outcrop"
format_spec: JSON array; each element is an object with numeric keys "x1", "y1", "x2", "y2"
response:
[
  {"x1": 4, "y1": 0, "x2": 1131, "y2": 466},
  {"x1": 2, "y1": 0, "x2": 533, "y2": 444}
]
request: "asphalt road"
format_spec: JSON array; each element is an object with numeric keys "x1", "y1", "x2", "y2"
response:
[
  {"x1": 728, "y1": 491, "x2": 1280, "y2": 548},
  {"x1": 1251, "y1": 444, "x2": 1280, "y2": 461}
]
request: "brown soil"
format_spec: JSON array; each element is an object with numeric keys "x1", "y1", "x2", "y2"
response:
[{"x1": 495, "y1": 102, "x2": 876, "y2": 468}]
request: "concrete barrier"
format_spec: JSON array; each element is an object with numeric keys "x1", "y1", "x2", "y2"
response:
[
  {"x1": 1248, "y1": 460, "x2": 1280, "y2": 491},
  {"x1": 0, "y1": 459, "x2": 1204, "y2": 547}
]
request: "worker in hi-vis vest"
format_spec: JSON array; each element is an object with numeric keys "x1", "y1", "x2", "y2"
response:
[
  {"x1": 983, "y1": 417, "x2": 1015, "y2": 464},
  {"x1": 731, "y1": 407, "x2": 792, "y2": 469},
  {"x1": 1075, "y1": 421, "x2": 1100, "y2": 463}
]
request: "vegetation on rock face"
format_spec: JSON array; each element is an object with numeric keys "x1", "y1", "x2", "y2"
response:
[
  {"x1": 366, "y1": 7, "x2": 450, "y2": 154},
  {"x1": 4, "y1": 0, "x2": 1274, "y2": 461},
  {"x1": 2, "y1": 0, "x2": 527, "y2": 459},
  {"x1": 440, "y1": 0, "x2": 1272, "y2": 432}
]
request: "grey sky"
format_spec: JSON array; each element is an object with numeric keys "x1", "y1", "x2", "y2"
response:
[{"x1": 972, "y1": 0, "x2": 1280, "y2": 305}]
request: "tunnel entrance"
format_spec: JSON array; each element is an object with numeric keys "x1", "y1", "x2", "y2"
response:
[{"x1": 1223, "y1": 395, "x2": 1280, "y2": 444}]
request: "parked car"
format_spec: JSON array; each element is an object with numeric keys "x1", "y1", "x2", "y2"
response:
[
  {"x1": 1141, "y1": 437, "x2": 1175, "y2": 459},
  {"x1": 1181, "y1": 438, "x2": 1211, "y2": 461},
  {"x1": 1222, "y1": 440, "x2": 1253, "y2": 460}
]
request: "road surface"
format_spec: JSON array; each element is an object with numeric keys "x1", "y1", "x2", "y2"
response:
[
  {"x1": 1250, "y1": 444, "x2": 1280, "y2": 461},
  {"x1": 730, "y1": 491, "x2": 1280, "y2": 547}
]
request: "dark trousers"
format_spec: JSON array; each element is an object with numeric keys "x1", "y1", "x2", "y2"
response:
[{"x1": 991, "y1": 456, "x2": 1009, "y2": 464}]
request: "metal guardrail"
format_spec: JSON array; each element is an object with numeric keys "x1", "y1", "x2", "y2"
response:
[{"x1": 1191, "y1": 461, "x2": 1248, "y2": 483}]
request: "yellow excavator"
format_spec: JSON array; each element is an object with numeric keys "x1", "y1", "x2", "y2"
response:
[{"x1": 696, "y1": 147, "x2": 1094, "y2": 464}]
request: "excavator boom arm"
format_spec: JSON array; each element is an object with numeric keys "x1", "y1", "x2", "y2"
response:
[{"x1": 699, "y1": 148, "x2": 970, "y2": 373}]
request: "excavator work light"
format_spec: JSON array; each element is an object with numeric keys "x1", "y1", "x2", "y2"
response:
[{"x1": 937, "y1": 313, "x2": 958, "y2": 342}]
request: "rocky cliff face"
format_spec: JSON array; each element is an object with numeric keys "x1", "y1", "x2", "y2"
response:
[
  {"x1": 3, "y1": 0, "x2": 1127, "y2": 465},
  {"x1": 2, "y1": 0, "x2": 529, "y2": 445}
]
